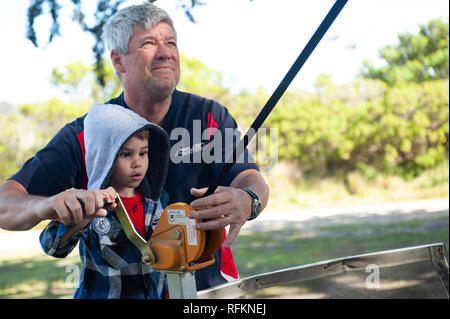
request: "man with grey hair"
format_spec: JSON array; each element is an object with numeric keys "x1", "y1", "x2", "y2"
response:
[{"x1": 0, "y1": 3, "x2": 269, "y2": 292}]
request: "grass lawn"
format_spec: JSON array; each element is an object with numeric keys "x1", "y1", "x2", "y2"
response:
[
  {"x1": 231, "y1": 215, "x2": 449, "y2": 278},
  {"x1": 0, "y1": 253, "x2": 80, "y2": 299},
  {"x1": 0, "y1": 214, "x2": 447, "y2": 299}
]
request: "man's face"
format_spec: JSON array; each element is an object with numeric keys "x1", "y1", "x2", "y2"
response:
[{"x1": 118, "y1": 22, "x2": 180, "y2": 99}]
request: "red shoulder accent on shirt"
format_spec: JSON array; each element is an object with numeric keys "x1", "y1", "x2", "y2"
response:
[
  {"x1": 207, "y1": 111, "x2": 220, "y2": 141},
  {"x1": 220, "y1": 230, "x2": 239, "y2": 280},
  {"x1": 76, "y1": 131, "x2": 88, "y2": 190}
]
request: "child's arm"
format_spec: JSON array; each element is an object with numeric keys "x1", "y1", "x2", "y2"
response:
[
  {"x1": 39, "y1": 221, "x2": 85, "y2": 258},
  {"x1": 58, "y1": 215, "x2": 92, "y2": 246}
]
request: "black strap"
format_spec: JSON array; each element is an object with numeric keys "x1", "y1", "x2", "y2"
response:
[{"x1": 202, "y1": 0, "x2": 348, "y2": 198}]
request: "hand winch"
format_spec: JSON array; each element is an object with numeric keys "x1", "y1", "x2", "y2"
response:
[{"x1": 114, "y1": 197, "x2": 223, "y2": 272}]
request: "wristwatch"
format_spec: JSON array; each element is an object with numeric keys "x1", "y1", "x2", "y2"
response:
[{"x1": 242, "y1": 188, "x2": 262, "y2": 220}]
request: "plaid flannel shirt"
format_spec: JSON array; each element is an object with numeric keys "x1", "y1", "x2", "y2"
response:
[{"x1": 40, "y1": 193, "x2": 169, "y2": 299}]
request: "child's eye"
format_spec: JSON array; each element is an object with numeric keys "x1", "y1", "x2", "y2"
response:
[
  {"x1": 120, "y1": 152, "x2": 130, "y2": 157},
  {"x1": 139, "y1": 151, "x2": 148, "y2": 157}
]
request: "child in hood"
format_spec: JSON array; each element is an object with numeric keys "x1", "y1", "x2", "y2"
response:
[{"x1": 40, "y1": 103, "x2": 170, "y2": 299}]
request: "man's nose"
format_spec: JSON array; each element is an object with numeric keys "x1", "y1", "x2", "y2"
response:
[{"x1": 155, "y1": 43, "x2": 172, "y2": 60}]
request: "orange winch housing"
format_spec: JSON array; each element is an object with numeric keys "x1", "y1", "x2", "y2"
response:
[{"x1": 144, "y1": 202, "x2": 223, "y2": 272}]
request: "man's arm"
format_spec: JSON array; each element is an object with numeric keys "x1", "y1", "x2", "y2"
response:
[
  {"x1": 0, "y1": 180, "x2": 107, "y2": 231},
  {"x1": 189, "y1": 169, "x2": 270, "y2": 248}
]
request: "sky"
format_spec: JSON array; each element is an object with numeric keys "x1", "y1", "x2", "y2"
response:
[{"x1": 1, "y1": 0, "x2": 448, "y2": 105}]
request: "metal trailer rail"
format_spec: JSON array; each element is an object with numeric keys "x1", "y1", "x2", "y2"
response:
[{"x1": 197, "y1": 243, "x2": 449, "y2": 299}]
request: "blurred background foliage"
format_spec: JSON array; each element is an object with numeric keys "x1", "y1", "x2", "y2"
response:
[{"x1": 0, "y1": 18, "x2": 448, "y2": 208}]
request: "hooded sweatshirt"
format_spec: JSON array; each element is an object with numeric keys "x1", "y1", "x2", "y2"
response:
[
  {"x1": 40, "y1": 103, "x2": 170, "y2": 299},
  {"x1": 84, "y1": 103, "x2": 169, "y2": 200}
]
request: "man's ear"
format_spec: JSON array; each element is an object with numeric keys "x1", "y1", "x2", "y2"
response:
[{"x1": 111, "y1": 50, "x2": 126, "y2": 74}]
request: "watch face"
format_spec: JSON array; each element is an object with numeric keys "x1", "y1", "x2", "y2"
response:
[{"x1": 255, "y1": 202, "x2": 262, "y2": 214}]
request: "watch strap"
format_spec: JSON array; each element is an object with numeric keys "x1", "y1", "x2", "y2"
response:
[
  {"x1": 242, "y1": 188, "x2": 259, "y2": 201},
  {"x1": 242, "y1": 188, "x2": 261, "y2": 220}
]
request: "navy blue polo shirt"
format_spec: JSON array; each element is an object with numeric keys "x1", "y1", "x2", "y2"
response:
[
  {"x1": 10, "y1": 89, "x2": 258, "y2": 290},
  {"x1": 108, "y1": 90, "x2": 258, "y2": 205}
]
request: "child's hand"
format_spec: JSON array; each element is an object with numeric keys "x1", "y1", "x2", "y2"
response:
[{"x1": 101, "y1": 186, "x2": 118, "y2": 210}]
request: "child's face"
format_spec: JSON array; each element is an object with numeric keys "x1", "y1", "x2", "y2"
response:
[{"x1": 109, "y1": 135, "x2": 149, "y2": 197}]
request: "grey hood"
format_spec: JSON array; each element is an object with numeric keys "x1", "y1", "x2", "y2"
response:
[{"x1": 84, "y1": 103, "x2": 169, "y2": 201}]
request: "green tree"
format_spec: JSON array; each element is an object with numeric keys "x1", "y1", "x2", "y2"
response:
[
  {"x1": 361, "y1": 18, "x2": 449, "y2": 85},
  {"x1": 263, "y1": 75, "x2": 449, "y2": 177},
  {"x1": 50, "y1": 61, "x2": 122, "y2": 102},
  {"x1": 0, "y1": 114, "x2": 27, "y2": 182},
  {"x1": 178, "y1": 53, "x2": 233, "y2": 106},
  {"x1": 0, "y1": 99, "x2": 91, "y2": 183}
]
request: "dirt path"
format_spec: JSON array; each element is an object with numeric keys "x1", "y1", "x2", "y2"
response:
[{"x1": 242, "y1": 197, "x2": 449, "y2": 233}]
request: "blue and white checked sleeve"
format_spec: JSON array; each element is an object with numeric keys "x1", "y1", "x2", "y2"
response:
[{"x1": 39, "y1": 221, "x2": 85, "y2": 258}]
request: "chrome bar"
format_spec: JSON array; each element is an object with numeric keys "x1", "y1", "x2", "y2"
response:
[{"x1": 198, "y1": 243, "x2": 448, "y2": 299}]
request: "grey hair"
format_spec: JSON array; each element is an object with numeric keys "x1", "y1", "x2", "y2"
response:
[{"x1": 102, "y1": 2, "x2": 176, "y2": 55}]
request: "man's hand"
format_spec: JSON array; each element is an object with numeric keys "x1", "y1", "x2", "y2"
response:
[
  {"x1": 0, "y1": 180, "x2": 119, "y2": 231},
  {"x1": 189, "y1": 186, "x2": 252, "y2": 248},
  {"x1": 40, "y1": 188, "x2": 110, "y2": 225},
  {"x1": 57, "y1": 187, "x2": 118, "y2": 246}
]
